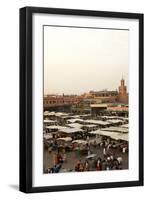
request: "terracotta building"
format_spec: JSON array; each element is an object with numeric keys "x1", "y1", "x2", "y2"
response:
[
  {"x1": 82, "y1": 78, "x2": 128, "y2": 104},
  {"x1": 117, "y1": 78, "x2": 128, "y2": 104},
  {"x1": 43, "y1": 95, "x2": 82, "y2": 108},
  {"x1": 43, "y1": 78, "x2": 128, "y2": 108},
  {"x1": 83, "y1": 90, "x2": 118, "y2": 103}
]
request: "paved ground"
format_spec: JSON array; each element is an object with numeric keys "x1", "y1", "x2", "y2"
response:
[{"x1": 43, "y1": 143, "x2": 128, "y2": 173}]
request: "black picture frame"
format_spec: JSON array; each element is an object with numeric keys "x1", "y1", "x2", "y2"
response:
[{"x1": 19, "y1": 6, "x2": 144, "y2": 193}]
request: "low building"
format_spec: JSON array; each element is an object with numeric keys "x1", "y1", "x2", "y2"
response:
[
  {"x1": 90, "y1": 104, "x2": 107, "y2": 114},
  {"x1": 43, "y1": 78, "x2": 128, "y2": 113},
  {"x1": 43, "y1": 95, "x2": 82, "y2": 109},
  {"x1": 83, "y1": 78, "x2": 128, "y2": 104}
]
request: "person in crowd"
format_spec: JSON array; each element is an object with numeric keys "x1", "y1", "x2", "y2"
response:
[
  {"x1": 47, "y1": 167, "x2": 54, "y2": 173},
  {"x1": 53, "y1": 152, "x2": 58, "y2": 165},
  {"x1": 52, "y1": 164, "x2": 62, "y2": 173},
  {"x1": 96, "y1": 158, "x2": 102, "y2": 171},
  {"x1": 117, "y1": 156, "x2": 123, "y2": 165},
  {"x1": 106, "y1": 164, "x2": 110, "y2": 170},
  {"x1": 113, "y1": 158, "x2": 119, "y2": 169},
  {"x1": 91, "y1": 158, "x2": 97, "y2": 169},
  {"x1": 122, "y1": 145, "x2": 127, "y2": 153},
  {"x1": 103, "y1": 147, "x2": 107, "y2": 157},
  {"x1": 84, "y1": 160, "x2": 90, "y2": 171},
  {"x1": 88, "y1": 149, "x2": 91, "y2": 156},
  {"x1": 63, "y1": 152, "x2": 67, "y2": 162},
  {"x1": 110, "y1": 154, "x2": 114, "y2": 161},
  {"x1": 75, "y1": 160, "x2": 81, "y2": 172},
  {"x1": 52, "y1": 140, "x2": 58, "y2": 151},
  {"x1": 107, "y1": 143, "x2": 111, "y2": 151},
  {"x1": 101, "y1": 159, "x2": 107, "y2": 170},
  {"x1": 79, "y1": 163, "x2": 84, "y2": 172},
  {"x1": 57, "y1": 153, "x2": 63, "y2": 164},
  {"x1": 48, "y1": 146, "x2": 52, "y2": 153},
  {"x1": 93, "y1": 140, "x2": 97, "y2": 148}
]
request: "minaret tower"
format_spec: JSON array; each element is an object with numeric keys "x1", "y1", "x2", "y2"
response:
[
  {"x1": 119, "y1": 76, "x2": 127, "y2": 95},
  {"x1": 118, "y1": 76, "x2": 128, "y2": 104}
]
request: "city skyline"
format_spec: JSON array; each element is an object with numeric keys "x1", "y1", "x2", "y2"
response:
[
  {"x1": 44, "y1": 77, "x2": 128, "y2": 96},
  {"x1": 44, "y1": 26, "x2": 129, "y2": 95}
]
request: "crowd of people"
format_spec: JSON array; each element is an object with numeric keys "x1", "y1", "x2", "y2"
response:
[
  {"x1": 45, "y1": 136, "x2": 127, "y2": 173},
  {"x1": 74, "y1": 154, "x2": 123, "y2": 172},
  {"x1": 44, "y1": 112, "x2": 128, "y2": 174}
]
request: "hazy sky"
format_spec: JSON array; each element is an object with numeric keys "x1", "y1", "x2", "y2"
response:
[{"x1": 44, "y1": 26, "x2": 129, "y2": 95}]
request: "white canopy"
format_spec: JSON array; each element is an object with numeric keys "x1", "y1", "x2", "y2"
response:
[
  {"x1": 120, "y1": 117, "x2": 129, "y2": 121},
  {"x1": 44, "y1": 119, "x2": 56, "y2": 123},
  {"x1": 46, "y1": 125, "x2": 67, "y2": 130},
  {"x1": 44, "y1": 111, "x2": 49, "y2": 116},
  {"x1": 85, "y1": 120, "x2": 110, "y2": 126},
  {"x1": 67, "y1": 118, "x2": 84, "y2": 123},
  {"x1": 72, "y1": 140, "x2": 87, "y2": 145},
  {"x1": 79, "y1": 114, "x2": 91, "y2": 117},
  {"x1": 67, "y1": 123, "x2": 83, "y2": 128},
  {"x1": 60, "y1": 127, "x2": 83, "y2": 134},
  {"x1": 107, "y1": 119, "x2": 123, "y2": 124},
  {"x1": 90, "y1": 130, "x2": 115, "y2": 137},
  {"x1": 110, "y1": 134, "x2": 128, "y2": 141},
  {"x1": 101, "y1": 116, "x2": 119, "y2": 119},
  {"x1": 44, "y1": 111, "x2": 56, "y2": 116},
  {"x1": 66, "y1": 115, "x2": 80, "y2": 119},
  {"x1": 57, "y1": 137, "x2": 72, "y2": 142},
  {"x1": 55, "y1": 112, "x2": 69, "y2": 117},
  {"x1": 101, "y1": 127, "x2": 128, "y2": 133},
  {"x1": 90, "y1": 130, "x2": 128, "y2": 141},
  {"x1": 83, "y1": 124, "x2": 97, "y2": 128},
  {"x1": 101, "y1": 116, "x2": 128, "y2": 121},
  {"x1": 44, "y1": 111, "x2": 69, "y2": 117},
  {"x1": 43, "y1": 134, "x2": 53, "y2": 140},
  {"x1": 121, "y1": 124, "x2": 129, "y2": 128}
]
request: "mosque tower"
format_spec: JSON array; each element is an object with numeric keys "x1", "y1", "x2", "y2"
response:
[{"x1": 117, "y1": 77, "x2": 128, "y2": 104}]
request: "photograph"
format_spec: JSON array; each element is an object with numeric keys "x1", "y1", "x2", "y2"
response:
[
  {"x1": 43, "y1": 25, "x2": 129, "y2": 174},
  {"x1": 19, "y1": 7, "x2": 143, "y2": 192}
]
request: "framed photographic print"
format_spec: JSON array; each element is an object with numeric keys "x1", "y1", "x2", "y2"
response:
[{"x1": 19, "y1": 6, "x2": 144, "y2": 193}]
